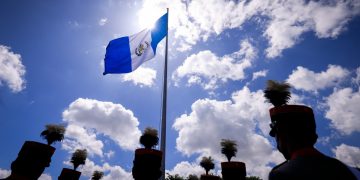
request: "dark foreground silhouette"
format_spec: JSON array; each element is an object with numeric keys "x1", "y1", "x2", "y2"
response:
[{"x1": 264, "y1": 80, "x2": 359, "y2": 180}]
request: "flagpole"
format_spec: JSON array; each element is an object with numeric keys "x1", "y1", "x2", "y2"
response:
[{"x1": 160, "y1": 8, "x2": 169, "y2": 180}]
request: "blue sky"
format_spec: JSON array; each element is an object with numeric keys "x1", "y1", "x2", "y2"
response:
[{"x1": 1, "y1": 0, "x2": 360, "y2": 179}]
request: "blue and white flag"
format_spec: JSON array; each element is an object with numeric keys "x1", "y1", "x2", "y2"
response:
[{"x1": 103, "y1": 13, "x2": 168, "y2": 75}]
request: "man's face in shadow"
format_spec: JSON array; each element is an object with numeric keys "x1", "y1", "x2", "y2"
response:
[{"x1": 275, "y1": 129, "x2": 291, "y2": 160}]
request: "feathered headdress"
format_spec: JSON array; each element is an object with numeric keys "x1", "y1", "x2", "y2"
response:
[
  {"x1": 264, "y1": 80, "x2": 316, "y2": 138},
  {"x1": 264, "y1": 80, "x2": 291, "y2": 107}
]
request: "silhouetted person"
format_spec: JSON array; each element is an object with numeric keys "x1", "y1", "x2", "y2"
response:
[
  {"x1": 264, "y1": 80, "x2": 359, "y2": 180},
  {"x1": 1, "y1": 142, "x2": 53, "y2": 180}
]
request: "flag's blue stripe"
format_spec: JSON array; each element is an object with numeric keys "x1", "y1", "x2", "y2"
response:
[
  {"x1": 103, "y1": 36, "x2": 132, "y2": 75},
  {"x1": 151, "y1": 13, "x2": 168, "y2": 53}
]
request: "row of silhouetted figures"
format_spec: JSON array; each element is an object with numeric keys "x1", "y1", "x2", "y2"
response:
[{"x1": 1, "y1": 80, "x2": 359, "y2": 180}]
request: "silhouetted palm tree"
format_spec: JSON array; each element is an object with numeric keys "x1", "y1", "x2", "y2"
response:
[
  {"x1": 91, "y1": 170, "x2": 104, "y2": 180},
  {"x1": 71, "y1": 149, "x2": 87, "y2": 170},
  {"x1": 40, "y1": 124, "x2": 66, "y2": 145},
  {"x1": 264, "y1": 80, "x2": 291, "y2": 107},
  {"x1": 139, "y1": 127, "x2": 159, "y2": 149},
  {"x1": 200, "y1": 156, "x2": 215, "y2": 175},
  {"x1": 221, "y1": 139, "x2": 237, "y2": 162}
]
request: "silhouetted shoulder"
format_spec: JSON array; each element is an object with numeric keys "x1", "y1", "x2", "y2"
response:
[
  {"x1": 271, "y1": 160, "x2": 287, "y2": 172},
  {"x1": 269, "y1": 161, "x2": 290, "y2": 180},
  {"x1": 269, "y1": 156, "x2": 356, "y2": 180}
]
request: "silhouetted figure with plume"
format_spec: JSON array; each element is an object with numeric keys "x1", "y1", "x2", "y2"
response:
[
  {"x1": 220, "y1": 139, "x2": 246, "y2": 180},
  {"x1": 1, "y1": 124, "x2": 65, "y2": 180},
  {"x1": 91, "y1": 170, "x2": 104, "y2": 180},
  {"x1": 199, "y1": 156, "x2": 220, "y2": 180},
  {"x1": 132, "y1": 127, "x2": 162, "y2": 180},
  {"x1": 264, "y1": 80, "x2": 359, "y2": 180},
  {"x1": 58, "y1": 148, "x2": 87, "y2": 180}
]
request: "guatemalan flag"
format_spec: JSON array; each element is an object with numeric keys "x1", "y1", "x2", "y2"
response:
[{"x1": 103, "y1": 13, "x2": 168, "y2": 75}]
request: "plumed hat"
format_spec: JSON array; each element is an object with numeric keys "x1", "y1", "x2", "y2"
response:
[{"x1": 264, "y1": 80, "x2": 316, "y2": 137}]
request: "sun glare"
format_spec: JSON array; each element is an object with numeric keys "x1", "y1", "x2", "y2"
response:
[{"x1": 138, "y1": 7, "x2": 164, "y2": 30}]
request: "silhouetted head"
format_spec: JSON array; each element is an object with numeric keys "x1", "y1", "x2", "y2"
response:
[
  {"x1": 269, "y1": 105, "x2": 318, "y2": 159},
  {"x1": 264, "y1": 80, "x2": 318, "y2": 160}
]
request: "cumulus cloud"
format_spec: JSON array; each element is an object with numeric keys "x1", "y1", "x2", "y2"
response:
[
  {"x1": 0, "y1": 169, "x2": 10, "y2": 178},
  {"x1": 173, "y1": 86, "x2": 285, "y2": 179},
  {"x1": 139, "y1": 0, "x2": 360, "y2": 58},
  {"x1": 333, "y1": 144, "x2": 360, "y2": 167},
  {"x1": 62, "y1": 98, "x2": 141, "y2": 156},
  {"x1": 62, "y1": 124, "x2": 104, "y2": 156},
  {"x1": 352, "y1": 67, "x2": 360, "y2": 86},
  {"x1": 263, "y1": 0, "x2": 360, "y2": 57},
  {"x1": 39, "y1": 174, "x2": 52, "y2": 180},
  {"x1": 166, "y1": 161, "x2": 204, "y2": 178},
  {"x1": 0, "y1": 169, "x2": 51, "y2": 180},
  {"x1": 139, "y1": 0, "x2": 256, "y2": 47},
  {"x1": 252, "y1": 70, "x2": 268, "y2": 81},
  {"x1": 122, "y1": 67, "x2": 157, "y2": 87},
  {"x1": 98, "y1": 18, "x2": 108, "y2": 26},
  {"x1": 325, "y1": 87, "x2": 360, "y2": 135},
  {"x1": 287, "y1": 65, "x2": 350, "y2": 92},
  {"x1": 76, "y1": 159, "x2": 132, "y2": 180},
  {"x1": 176, "y1": 42, "x2": 192, "y2": 52},
  {"x1": 172, "y1": 40, "x2": 256, "y2": 90},
  {"x1": 0, "y1": 45, "x2": 26, "y2": 92}
]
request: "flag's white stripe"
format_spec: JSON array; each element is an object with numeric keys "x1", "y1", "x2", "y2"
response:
[{"x1": 129, "y1": 29, "x2": 155, "y2": 71}]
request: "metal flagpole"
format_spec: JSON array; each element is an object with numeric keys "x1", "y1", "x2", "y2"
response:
[{"x1": 160, "y1": 8, "x2": 169, "y2": 180}]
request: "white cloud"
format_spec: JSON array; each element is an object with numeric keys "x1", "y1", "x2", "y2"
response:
[
  {"x1": 352, "y1": 67, "x2": 360, "y2": 86},
  {"x1": 166, "y1": 161, "x2": 204, "y2": 178},
  {"x1": 176, "y1": 42, "x2": 192, "y2": 52},
  {"x1": 105, "y1": 150, "x2": 115, "y2": 159},
  {"x1": 311, "y1": 1, "x2": 360, "y2": 38},
  {"x1": 0, "y1": 169, "x2": 10, "y2": 178},
  {"x1": 39, "y1": 173, "x2": 52, "y2": 180},
  {"x1": 252, "y1": 70, "x2": 268, "y2": 81},
  {"x1": 62, "y1": 124, "x2": 104, "y2": 157},
  {"x1": 62, "y1": 98, "x2": 142, "y2": 156},
  {"x1": 0, "y1": 45, "x2": 26, "y2": 92},
  {"x1": 99, "y1": 18, "x2": 108, "y2": 26},
  {"x1": 102, "y1": 166, "x2": 133, "y2": 180},
  {"x1": 325, "y1": 87, "x2": 360, "y2": 135},
  {"x1": 122, "y1": 67, "x2": 157, "y2": 87},
  {"x1": 254, "y1": 0, "x2": 360, "y2": 58},
  {"x1": 139, "y1": 0, "x2": 360, "y2": 57},
  {"x1": 0, "y1": 169, "x2": 51, "y2": 180},
  {"x1": 287, "y1": 65, "x2": 350, "y2": 92},
  {"x1": 172, "y1": 40, "x2": 256, "y2": 90},
  {"x1": 139, "y1": 0, "x2": 259, "y2": 47},
  {"x1": 78, "y1": 159, "x2": 133, "y2": 180},
  {"x1": 333, "y1": 144, "x2": 360, "y2": 167},
  {"x1": 173, "y1": 86, "x2": 284, "y2": 179}
]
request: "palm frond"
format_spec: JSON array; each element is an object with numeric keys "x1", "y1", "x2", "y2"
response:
[
  {"x1": 220, "y1": 139, "x2": 237, "y2": 162},
  {"x1": 40, "y1": 124, "x2": 66, "y2": 145},
  {"x1": 91, "y1": 170, "x2": 104, "y2": 180},
  {"x1": 71, "y1": 149, "x2": 87, "y2": 170},
  {"x1": 140, "y1": 127, "x2": 159, "y2": 149},
  {"x1": 200, "y1": 156, "x2": 215, "y2": 175}
]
